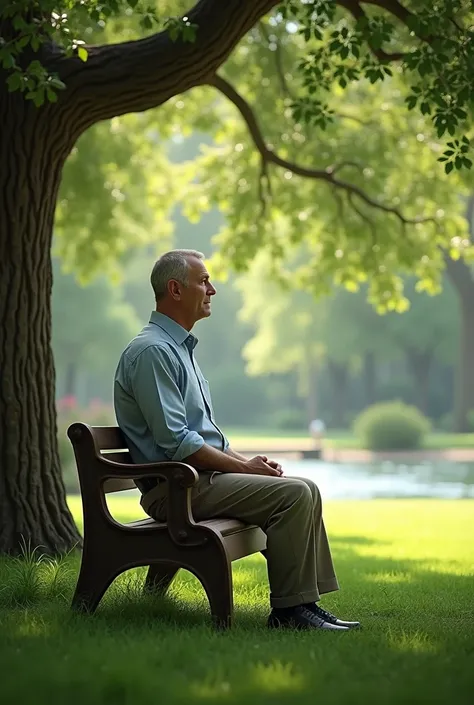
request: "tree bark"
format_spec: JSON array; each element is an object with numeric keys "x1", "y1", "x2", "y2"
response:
[{"x1": 0, "y1": 92, "x2": 81, "y2": 554}]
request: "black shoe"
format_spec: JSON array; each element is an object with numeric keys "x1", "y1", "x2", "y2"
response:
[
  {"x1": 306, "y1": 603, "x2": 361, "y2": 629},
  {"x1": 268, "y1": 605, "x2": 349, "y2": 631}
]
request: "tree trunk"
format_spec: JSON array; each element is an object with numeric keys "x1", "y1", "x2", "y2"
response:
[
  {"x1": 363, "y1": 351, "x2": 376, "y2": 407},
  {"x1": 454, "y1": 302, "x2": 474, "y2": 432},
  {"x1": 0, "y1": 92, "x2": 81, "y2": 555},
  {"x1": 404, "y1": 348, "x2": 432, "y2": 415},
  {"x1": 305, "y1": 362, "x2": 318, "y2": 424},
  {"x1": 444, "y1": 201, "x2": 474, "y2": 432},
  {"x1": 64, "y1": 362, "x2": 78, "y2": 399},
  {"x1": 327, "y1": 361, "x2": 349, "y2": 428}
]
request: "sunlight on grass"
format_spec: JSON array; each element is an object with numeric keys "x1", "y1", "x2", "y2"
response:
[
  {"x1": 365, "y1": 571, "x2": 413, "y2": 585},
  {"x1": 251, "y1": 660, "x2": 305, "y2": 693},
  {"x1": 190, "y1": 677, "x2": 232, "y2": 699},
  {"x1": 388, "y1": 630, "x2": 439, "y2": 655},
  {"x1": 1, "y1": 498, "x2": 472, "y2": 705},
  {"x1": 15, "y1": 614, "x2": 51, "y2": 638}
]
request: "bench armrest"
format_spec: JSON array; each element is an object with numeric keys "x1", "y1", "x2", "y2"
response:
[
  {"x1": 97, "y1": 456, "x2": 202, "y2": 545},
  {"x1": 96, "y1": 455, "x2": 198, "y2": 486}
]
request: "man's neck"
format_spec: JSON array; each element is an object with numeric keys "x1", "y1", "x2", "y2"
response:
[{"x1": 155, "y1": 305, "x2": 193, "y2": 332}]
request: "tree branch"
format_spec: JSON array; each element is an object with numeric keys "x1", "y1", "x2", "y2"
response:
[
  {"x1": 361, "y1": 0, "x2": 411, "y2": 25},
  {"x1": 209, "y1": 73, "x2": 434, "y2": 226},
  {"x1": 53, "y1": 0, "x2": 279, "y2": 132},
  {"x1": 338, "y1": 0, "x2": 406, "y2": 61}
]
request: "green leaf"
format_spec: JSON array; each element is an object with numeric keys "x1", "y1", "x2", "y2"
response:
[
  {"x1": 6, "y1": 71, "x2": 22, "y2": 92},
  {"x1": 445, "y1": 161, "x2": 454, "y2": 174},
  {"x1": 46, "y1": 87, "x2": 58, "y2": 103},
  {"x1": 78, "y1": 46, "x2": 88, "y2": 62},
  {"x1": 2, "y1": 52, "x2": 15, "y2": 69},
  {"x1": 32, "y1": 89, "x2": 45, "y2": 108}
]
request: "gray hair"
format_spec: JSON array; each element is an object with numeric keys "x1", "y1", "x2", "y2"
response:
[{"x1": 150, "y1": 249, "x2": 205, "y2": 301}]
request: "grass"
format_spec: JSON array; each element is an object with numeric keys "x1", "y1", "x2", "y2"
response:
[
  {"x1": 0, "y1": 497, "x2": 473, "y2": 705},
  {"x1": 226, "y1": 427, "x2": 474, "y2": 451}
]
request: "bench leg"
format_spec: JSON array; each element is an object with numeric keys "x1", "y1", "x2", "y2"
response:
[
  {"x1": 71, "y1": 561, "x2": 115, "y2": 614},
  {"x1": 196, "y1": 558, "x2": 234, "y2": 630},
  {"x1": 144, "y1": 562, "x2": 179, "y2": 595}
]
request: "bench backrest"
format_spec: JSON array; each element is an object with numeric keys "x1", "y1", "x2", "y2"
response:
[
  {"x1": 93, "y1": 426, "x2": 137, "y2": 493},
  {"x1": 69, "y1": 424, "x2": 137, "y2": 494}
]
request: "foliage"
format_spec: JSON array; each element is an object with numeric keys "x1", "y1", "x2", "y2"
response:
[
  {"x1": 282, "y1": 0, "x2": 474, "y2": 172},
  {"x1": 2, "y1": 1, "x2": 474, "y2": 173},
  {"x1": 236, "y1": 252, "x2": 458, "y2": 403},
  {"x1": 175, "y1": 56, "x2": 474, "y2": 308},
  {"x1": 353, "y1": 400, "x2": 431, "y2": 450},
  {"x1": 54, "y1": 117, "x2": 181, "y2": 280},
  {"x1": 3, "y1": 3, "x2": 474, "y2": 304},
  {"x1": 51, "y1": 257, "x2": 140, "y2": 389},
  {"x1": 0, "y1": 1, "x2": 193, "y2": 104}
]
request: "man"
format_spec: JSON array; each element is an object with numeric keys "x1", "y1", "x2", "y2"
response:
[{"x1": 114, "y1": 249, "x2": 360, "y2": 631}]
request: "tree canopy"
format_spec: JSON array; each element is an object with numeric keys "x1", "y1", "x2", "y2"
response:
[{"x1": 4, "y1": 1, "x2": 474, "y2": 304}]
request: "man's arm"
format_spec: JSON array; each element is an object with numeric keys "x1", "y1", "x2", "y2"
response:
[
  {"x1": 225, "y1": 445, "x2": 283, "y2": 474},
  {"x1": 130, "y1": 347, "x2": 281, "y2": 477},
  {"x1": 225, "y1": 446, "x2": 250, "y2": 462},
  {"x1": 184, "y1": 444, "x2": 283, "y2": 477}
]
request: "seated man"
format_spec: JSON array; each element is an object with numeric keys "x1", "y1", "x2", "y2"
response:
[{"x1": 114, "y1": 249, "x2": 360, "y2": 631}]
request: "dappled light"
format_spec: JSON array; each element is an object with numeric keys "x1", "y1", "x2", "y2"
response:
[{"x1": 387, "y1": 631, "x2": 440, "y2": 656}]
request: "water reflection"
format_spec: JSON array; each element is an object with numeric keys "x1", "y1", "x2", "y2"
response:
[{"x1": 281, "y1": 459, "x2": 474, "y2": 500}]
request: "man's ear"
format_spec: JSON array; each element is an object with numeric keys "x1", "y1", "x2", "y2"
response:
[{"x1": 168, "y1": 279, "x2": 182, "y2": 300}]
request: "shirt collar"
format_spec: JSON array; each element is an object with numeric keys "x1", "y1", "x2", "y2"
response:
[{"x1": 149, "y1": 311, "x2": 198, "y2": 349}]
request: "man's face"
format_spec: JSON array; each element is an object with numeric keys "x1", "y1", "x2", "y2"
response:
[{"x1": 180, "y1": 256, "x2": 216, "y2": 324}]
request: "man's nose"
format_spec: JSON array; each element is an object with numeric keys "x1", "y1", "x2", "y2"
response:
[{"x1": 208, "y1": 283, "x2": 216, "y2": 295}]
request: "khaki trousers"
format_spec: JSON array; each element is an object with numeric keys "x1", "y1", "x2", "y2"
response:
[{"x1": 142, "y1": 472, "x2": 339, "y2": 609}]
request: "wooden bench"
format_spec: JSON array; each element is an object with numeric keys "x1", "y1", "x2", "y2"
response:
[{"x1": 67, "y1": 422, "x2": 267, "y2": 629}]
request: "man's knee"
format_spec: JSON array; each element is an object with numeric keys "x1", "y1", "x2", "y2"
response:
[
  {"x1": 288, "y1": 476, "x2": 320, "y2": 503},
  {"x1": 279, "y1": 478, "x2": 313, "y2": 505},
  {"x1": 303, "y1": 477, "x2": 321, "y2": 502}
]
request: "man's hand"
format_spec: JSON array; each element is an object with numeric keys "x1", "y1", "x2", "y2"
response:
[{"x1": 241, "y1": 455, "x2": 284, "y2": 477}]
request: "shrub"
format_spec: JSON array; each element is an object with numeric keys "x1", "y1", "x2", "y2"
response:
[{"x1": 353, "y1": 401, "x2": 431, "y2": 451}]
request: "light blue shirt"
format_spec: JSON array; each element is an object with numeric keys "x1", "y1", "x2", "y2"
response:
[{"x1": 113, "y1": 312, "x2": 229, "y2": 468}]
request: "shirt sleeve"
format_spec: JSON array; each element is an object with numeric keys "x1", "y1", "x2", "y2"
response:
[{"x1": 130, "y1": 345, "x2": 205, "y2": 461}]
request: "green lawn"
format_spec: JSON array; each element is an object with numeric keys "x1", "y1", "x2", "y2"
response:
[
  {"x1": 0, "y1": 497, "x2": 473, "y2": 705},
  {"x1": 227, "y1": 427, "x2": 474, "y2": 450}
]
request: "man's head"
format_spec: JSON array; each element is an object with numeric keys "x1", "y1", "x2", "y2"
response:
[{"x1": 150, "y1": 249, "x2": 216, "y2": 330}]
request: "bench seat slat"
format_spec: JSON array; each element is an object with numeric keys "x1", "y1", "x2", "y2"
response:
[{"x1": 126, "y1": 516, "x2": 258, "y2": 536}]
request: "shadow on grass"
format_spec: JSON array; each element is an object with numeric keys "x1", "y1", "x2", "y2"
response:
[
  {"x1": 1, "y1": 535, "x2": 472, "y2": 633},
  {"x1": 0, "y1": 537, "x2": 473, "y2": 705}
]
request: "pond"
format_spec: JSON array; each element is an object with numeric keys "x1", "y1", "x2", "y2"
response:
[{"x1": 280, "y1": 458, "x2": 474, "y2": 500}]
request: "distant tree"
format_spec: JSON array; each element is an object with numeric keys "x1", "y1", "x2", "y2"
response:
[{"x1": 52, "y1": 258, "x2": 139, "y2": 400}]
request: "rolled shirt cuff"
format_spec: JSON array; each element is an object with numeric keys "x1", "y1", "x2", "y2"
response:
[{"x1": 170, "y1": 430, "x2": 205, "y2": 461}]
